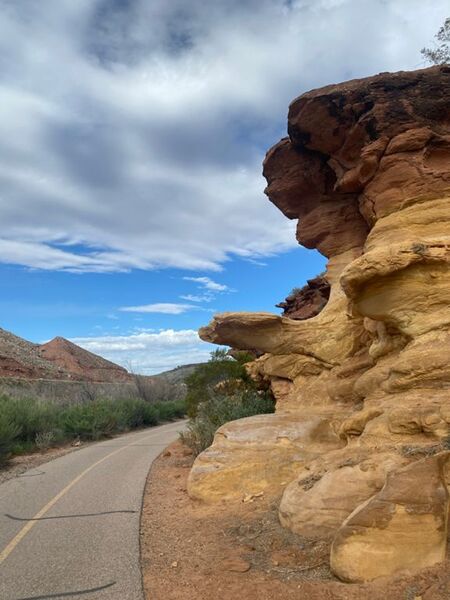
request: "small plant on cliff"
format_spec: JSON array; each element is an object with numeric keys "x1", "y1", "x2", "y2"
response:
[
  {"x1": 184, "y1": 349, "x2": 254, "y2": 418},
  {"x1": 421, "y1": 17, "x2": 450, "y2": 65}
]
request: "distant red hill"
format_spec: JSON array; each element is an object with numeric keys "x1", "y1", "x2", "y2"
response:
[{"x1": 0, "y1": 327, "x2": 131, "y2": 383}]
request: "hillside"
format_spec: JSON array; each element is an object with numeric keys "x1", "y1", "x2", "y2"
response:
[
  {"x1": 0, "y1": 328, "x2": 64, "y2": 380},
  {"x1": 0, "y1": 326, "x2": 203, "y2": 385},
  {"x1": 0, "y1": 328, "x2": 130, "y2": 383},
  {"x1": 151, "y1": 363, "x2": 203, "y2": 384},
  {"x1": 39, "y1": 337, "x2": 130, "y2": 383}
]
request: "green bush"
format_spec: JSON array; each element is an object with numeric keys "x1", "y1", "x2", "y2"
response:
[
  {"x1": 181, "y1": 389, "x2": 274, "y2": 456},
  {"x1": 0, "y1": 396, "x2": 59, "y2": 442},
  {"x1": 156, "y1": 399, "x2": 186, "y2": 422},
  {"x1": 0, "y1": 393, "x2": 186, "y2": 465},
  {"x1": 184, "y1": 349, "x2": 254, "y2": 418},
  {"x1": 142, "y1": 403, "x2": 160, "y2": 426},
  {"x1": 62, "y1": 400, "x2": 120, "y2": 440},
  {"x1": 0, "y1": 412, "x2": 21, "y2": 465}
]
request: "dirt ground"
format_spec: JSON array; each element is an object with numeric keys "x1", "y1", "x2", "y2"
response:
[{"x1": 140, "y1": 440, "x2": 450, "y2": 600}]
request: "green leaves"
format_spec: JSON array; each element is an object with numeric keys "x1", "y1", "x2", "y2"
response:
[
  {"x1": 421, "y1": 17, "x2": 450, "y2": 65},
  {"x1": 0, "y1": 395, "x2": 186, "y2": 465},
  {"x1": 184, "y1": 349, "x2": 254, "y2": 418}
]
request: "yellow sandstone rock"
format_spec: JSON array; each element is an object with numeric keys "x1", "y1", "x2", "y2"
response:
[
  {"x1": 187, "y1": 413, "x2": 344, "y2": 502},
  {"x1": 188, "y1": 66, "x2": 450, "y2": 582},
  {"x1": 330, "y1": 453, "x2": 450, "y2": 582}
]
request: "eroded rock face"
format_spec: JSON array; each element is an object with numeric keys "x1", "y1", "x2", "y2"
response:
[
  {"x1": 189, "y1": 66, "x2": 450, "y2": 582},
  {"x1": 330, "y1": 453, "x2": 450, "y2": 582},
  {"x1": 276, "y1": 275, "x2": 330, "y2": 320},
  {"x1": 187, "y1": 413, "x2": 344, "y2": 502}
]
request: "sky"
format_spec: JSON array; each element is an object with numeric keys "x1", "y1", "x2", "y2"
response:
[{"x1": 0, "y1": 0, "x2": 447, "y2": 373}]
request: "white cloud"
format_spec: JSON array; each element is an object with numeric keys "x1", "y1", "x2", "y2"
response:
[
  {"x1": 180, "y1": 294, "x2": 214, "y2": 303},
  {"x1": 183, "y1": 276, "x2": 230, "y2": 292},
  {"x1": 119, "y1": 302, "x2": 196, "y2": 314},
  {"x1": 71, "y1": 329, "x2": 217, "y2": 374},
  {"x1": 0, "y1": 1, "x2": 448, "y2": 273}
]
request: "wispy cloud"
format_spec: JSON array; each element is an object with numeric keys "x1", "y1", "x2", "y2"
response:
[
  {"x1": 183, "y1": 276, "x2": 230, "y2": 292},
  {"x1": 119, "y1": 303, "x2": 196, "y2": 315},
  {"x1": 180, "y1": 294, "x2": 214, "y2": 303}
]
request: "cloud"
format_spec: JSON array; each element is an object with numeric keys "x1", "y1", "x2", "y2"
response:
[
  {"x1": 0, "y1": 1, "x2": 447, "y2": 273},
  {"x1": 183, "y1": 276, "x2": 230, "y2": 292},
  {"x1": 180, "y1": 294, "x2": 214, "y2": 303},
  {"x1": 71, "y1": 329, "x2": 217, "y2": 374},
  {"x1": 119, "y1": 302, "x2": 197, "y2": 314}
]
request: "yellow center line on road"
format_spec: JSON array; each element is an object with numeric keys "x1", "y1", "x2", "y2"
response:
[{"x1": 0, "y1": 424, "x2": 181, "y2": 566}]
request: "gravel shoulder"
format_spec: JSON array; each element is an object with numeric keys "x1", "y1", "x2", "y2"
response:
[{"x1": 140, "y1": 440, "x2": 450, "y2": 600}]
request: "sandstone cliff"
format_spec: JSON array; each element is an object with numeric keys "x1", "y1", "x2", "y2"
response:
[{"x1": 188, "y1": 65, "x2": 450, "y2": 583}]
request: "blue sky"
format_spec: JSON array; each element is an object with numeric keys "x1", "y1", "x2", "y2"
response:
[{"x1": 0, "y1": 0, "x2": 448, "y2": 373}]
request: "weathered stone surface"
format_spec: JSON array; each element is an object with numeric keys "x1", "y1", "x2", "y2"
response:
[
  {"x1": 189, "y1": 66, "x2": 450, "y2": 582},
  {"x1": 276, "y1": 275, "x2": 330, "y2": 320},
  {"x1": 187, "y1": 413, "x2": 344, "y2": 502},
  {"x1": 279, "y1": 452, "x2": 407, "y2": 539},
  {"x1": 330, "y1": 453, "x2": 450, "y2": 582}
]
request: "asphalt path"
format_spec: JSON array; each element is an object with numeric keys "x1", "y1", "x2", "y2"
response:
[{"x1": 0, "y1": 421, "x2": 185, "y2": 600}]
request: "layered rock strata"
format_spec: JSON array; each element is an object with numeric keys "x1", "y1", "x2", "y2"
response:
[
  {"x1": 188, "y1": 66, "x2": 450, "y2": 582},
  {"x1": 276, "y1": 275, "x2": 330, "y2": 320}
]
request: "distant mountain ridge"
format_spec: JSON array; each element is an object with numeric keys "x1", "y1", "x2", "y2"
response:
[
  {"x1": 39, "y1": 337, "x2": 130, "y2": 383},
  {"x1": 0, "y1": 327, "x2": 131, "y2": 383},
  {"x1": 0, "y1": 327, "x2": 203, "y2": 384},
  {"x1": 151, "y1": 363, "x2": 203, "y2": 384}
]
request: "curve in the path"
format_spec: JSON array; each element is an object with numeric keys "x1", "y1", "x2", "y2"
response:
[{"x1": 0, "y1": 421, "x2": 185, "y2": 600}]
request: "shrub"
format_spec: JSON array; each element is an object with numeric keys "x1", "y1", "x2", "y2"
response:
[
  {"x1": 0, "y1": 396, "x2": 59, "y2": 442},
  {"x1": 0, "y1": 412, "x2": 21, "y2": 465},
  {"x1": 114, "y1": 398, "x2": 148, "y2": 430},
  {"x1": 181, "y1": 389, "x2": 274, "y2": 456},
  {"x1": 142, "y1": 403, "x2": 160, "y2": 426},
  {"x1": 0, "y1": 393, "x2": 186, "y2": 465},
  {"x1": 35, "y1": 431, "x2": 55, "y2": 451},
  {"x1": 62, "y1": 400, "x2": 119, "y2": 440},
  {"x1": 184, "y1": 349, "x2": 254, "y2": 418},
  {"x1": 155, "y1": 399, "x2": 186, "y2": 422}
]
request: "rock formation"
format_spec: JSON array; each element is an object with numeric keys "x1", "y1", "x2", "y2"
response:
[
  {"x1": 276, "y1": 275, "x2": 330, "y2": 320},
  {"x1": 188, "y1": 65, "x2": 450, "y2": 582}
]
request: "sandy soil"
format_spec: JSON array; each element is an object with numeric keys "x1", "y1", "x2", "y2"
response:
[{"x1": 140, "y1": 440, "x2": 450, "y2": 600}]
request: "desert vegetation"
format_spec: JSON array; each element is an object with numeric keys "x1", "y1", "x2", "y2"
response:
[
  {"x1": 0, "y1": 394, "x2": 186, "y2": 466},
  {"x1": 180, "y1": 350, "x2": 275, "y2": 455}
]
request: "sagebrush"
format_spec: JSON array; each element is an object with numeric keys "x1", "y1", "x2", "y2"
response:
[{"x1": 0, "y1": 395, "x2": 185, "y2": 466}]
